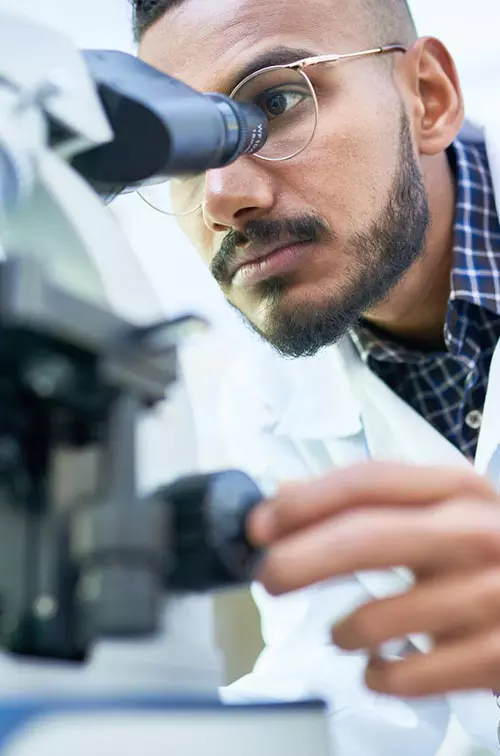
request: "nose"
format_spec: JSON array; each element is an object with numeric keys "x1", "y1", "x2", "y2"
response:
[{"x1": 202, "y1": 156, "x2": 275, "y2": 233}]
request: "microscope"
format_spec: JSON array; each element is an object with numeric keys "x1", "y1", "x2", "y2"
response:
[{"x1": 0, "y1": 9, "x2": 330, "y2": 756}]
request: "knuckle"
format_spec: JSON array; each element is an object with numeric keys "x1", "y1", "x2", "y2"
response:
[
  {"x1": 257, "y1": 552, "x2": 288, "y2": 596},
  {"x1": 456, "y1": 467, "x2": 486, "y2": 486},
  {"x1": 450, "y1": 467, "x2": 495, "y2": 496},
  {"x1": 480, "y1": 630, "x2": 500, "y2": 674},
  {"x1": 468, "y1": 516, "x2": 500, "y2": 559},
  {"x1": 471, "y1": 569, "x2": 500, "y2": 623},
  {"x1": 348, "y1": 603, "x2": 382, "y2": 645},
  {"x1": 382, "y1": 667, "x2": 413, "y2": 696},
  {"x1": 436, "y1": 499, "x2": 500, "y2": 558},
  {"x1": 337, "y1": 459, "x2": 381, "y2": 489},
  {"x1": 366, "y1": 660, "x2": 414, "y2": 697}
]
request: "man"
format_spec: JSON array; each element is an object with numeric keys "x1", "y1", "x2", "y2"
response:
[{"x1": 134, "y1": 0, "x2": 500, "y2": 752}]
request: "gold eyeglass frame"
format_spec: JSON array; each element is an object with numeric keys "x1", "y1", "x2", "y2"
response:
[
  {"x1": 231, "y1": 43, "x2": 406, "y2": 161},
  {"x1": 140, "y1": 43, "x2": 406, "y2": 216}
]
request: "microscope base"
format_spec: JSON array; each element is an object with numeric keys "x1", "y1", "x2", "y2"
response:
[{"x1": 0, "y1": 697, "x2": 331, "y2": 756}]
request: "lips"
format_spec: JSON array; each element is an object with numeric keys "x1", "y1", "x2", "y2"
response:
[
  {"x1": 230, "y1": 240, "x2": 316, "y2": 288},
  {"x1": 228, "y1": 242, "x2": 299, "y2": 280}
]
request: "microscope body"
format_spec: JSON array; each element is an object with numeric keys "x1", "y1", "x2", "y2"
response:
[{"x1": 0, "y1": 9, "x2": 330, "y2": 756}]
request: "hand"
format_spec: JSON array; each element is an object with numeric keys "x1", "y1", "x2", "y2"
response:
[{"x1": 248, "y1": 461, "x2": 500, "y2": 697}]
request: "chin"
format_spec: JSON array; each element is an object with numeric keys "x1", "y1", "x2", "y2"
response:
[
  {"x1": 268, "y1": 276, "x2": 339, "y2": 312},
  {"x1": 256, "y1": 278, "x2": 362, "y2": 356}
]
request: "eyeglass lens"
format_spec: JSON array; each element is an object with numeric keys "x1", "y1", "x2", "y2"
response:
[{"x1": 139, "y1": 66, "x2": 317, "y2": 216}]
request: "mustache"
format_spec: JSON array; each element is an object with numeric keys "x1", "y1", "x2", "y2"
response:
[{"x1": 210, "y1": 214, "x2": 332, "y2": 284}]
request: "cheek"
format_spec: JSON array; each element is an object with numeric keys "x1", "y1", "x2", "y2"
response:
[
  {"x1": 177, "y1": 215, "x2": 213, "y2": 266},
  {"x1": 285, "y1": 82, "x2": 400, "y2": 230}
]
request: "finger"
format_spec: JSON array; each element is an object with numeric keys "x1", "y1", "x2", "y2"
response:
[
  {"x1": 333, "y1": 567, "x2": 500, "y2": 651},
  {"x1": 248, "y1": 461, "x2": 494, "y2": 545},
  {"x1": 256, "y1": 501, "x2": 500, "y2": 595},
  {"x1": 364, "y1": 627, "x2": 500, "y2": 697}
]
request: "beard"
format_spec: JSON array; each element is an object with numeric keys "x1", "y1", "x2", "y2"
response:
[{"x1": 212, "y1": 108, "x2": 430, "y2": 358}]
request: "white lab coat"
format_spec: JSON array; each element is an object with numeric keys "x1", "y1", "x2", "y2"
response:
[{"x1": 217, "y1": 120, "x2": 500, "y2": 755}]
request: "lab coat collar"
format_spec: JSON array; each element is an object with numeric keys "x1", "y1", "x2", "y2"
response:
[
  {"x1": 462, "y1": 117, "x2": 500, "y2": 218},
  {"x1": 484, "y1": 120, "x2": 500, "y2": 220},
  {"x1": 457, "y1": 118, "x2": 500, "y2": 478}
]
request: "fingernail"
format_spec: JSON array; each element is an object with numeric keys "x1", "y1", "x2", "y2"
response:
[{"x1": 248, "y1": 505, "x2": 276, "y2": 545}]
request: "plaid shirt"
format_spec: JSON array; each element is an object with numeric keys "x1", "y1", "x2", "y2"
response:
[{"x1": 351, "y1": 139, "x2": 500, "y2": 460}]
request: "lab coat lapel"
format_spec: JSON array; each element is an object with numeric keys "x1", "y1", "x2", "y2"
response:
[
  {"x1": 336, "y1": 338, "x2": 471, "y2": 469},
  {"x1": 475, "y1": 340, "x2": 500, "y2": 483},
  {"x1": 473, "y1": 117, "x2": 500, "y2": 483},
  {"x1": 334, "y1": 340, "x2": 471, "y2": 645}
]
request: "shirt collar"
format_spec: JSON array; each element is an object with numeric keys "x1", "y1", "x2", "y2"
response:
[{"x1": 449, "y1": 138, "x2": 500, "y2": 316}]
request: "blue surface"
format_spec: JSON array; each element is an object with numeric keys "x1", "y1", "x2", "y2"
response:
[{"x1": 0, "y1": 696, "x2": 326, "y2": 750}]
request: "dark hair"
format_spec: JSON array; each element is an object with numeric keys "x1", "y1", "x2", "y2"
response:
[
  {"x1": 131, "y1": 0, "x2": 175, "y2": 41},
  {"x1": 132, "y1": 0, "x2": 417, "y2": 46}
]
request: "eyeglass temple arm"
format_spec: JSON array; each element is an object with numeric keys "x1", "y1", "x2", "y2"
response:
[{"x1": 291, "y1": 44, "x2": 407, "y2": 70}]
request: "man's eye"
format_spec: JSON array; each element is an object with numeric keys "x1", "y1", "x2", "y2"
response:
[{"x1": 256, "y1": 87, "x2": 308, "y2": 120}]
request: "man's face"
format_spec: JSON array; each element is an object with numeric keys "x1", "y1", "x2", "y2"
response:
[{"x1": 140, "y1": 0, "x2": 429, "y2": 357}]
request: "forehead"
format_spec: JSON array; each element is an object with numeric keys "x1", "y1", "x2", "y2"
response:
[{"x1": 139, "y1": 0, "x2": 362, "y2": 91}]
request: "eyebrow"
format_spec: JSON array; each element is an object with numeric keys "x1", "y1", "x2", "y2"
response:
[{"x1": 226, "y1": 45, "x2": 317, "y2": 92}]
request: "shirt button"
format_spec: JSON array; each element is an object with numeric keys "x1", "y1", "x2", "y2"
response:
[{"x1": 465, "y1": 410, "x2": 482, "y2": 430}]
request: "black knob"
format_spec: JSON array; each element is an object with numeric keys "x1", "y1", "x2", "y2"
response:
[{"x1": 158, "y1": 470, "x2": 263, "y2": 592}]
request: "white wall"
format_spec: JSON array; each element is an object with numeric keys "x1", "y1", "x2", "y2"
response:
[{"x1": 410, "y1": 0, "x2": 500, "y2": 123}]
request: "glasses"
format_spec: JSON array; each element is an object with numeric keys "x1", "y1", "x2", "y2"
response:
[{"x1": 139, "y1": 43, "x2": 406, "y2": 217}]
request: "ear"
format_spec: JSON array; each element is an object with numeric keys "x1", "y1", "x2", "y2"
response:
[{"x1": 396, "y1": 37, "x2": 465, "y2": 156}]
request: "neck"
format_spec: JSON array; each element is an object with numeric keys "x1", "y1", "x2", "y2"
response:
[{"x1": 363, "y1": 152, "x2": 456, "y2": 350}]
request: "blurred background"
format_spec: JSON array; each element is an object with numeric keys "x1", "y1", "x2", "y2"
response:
[{"x1": 8, "y1": 1, "x2": 500, "y2": 753}]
